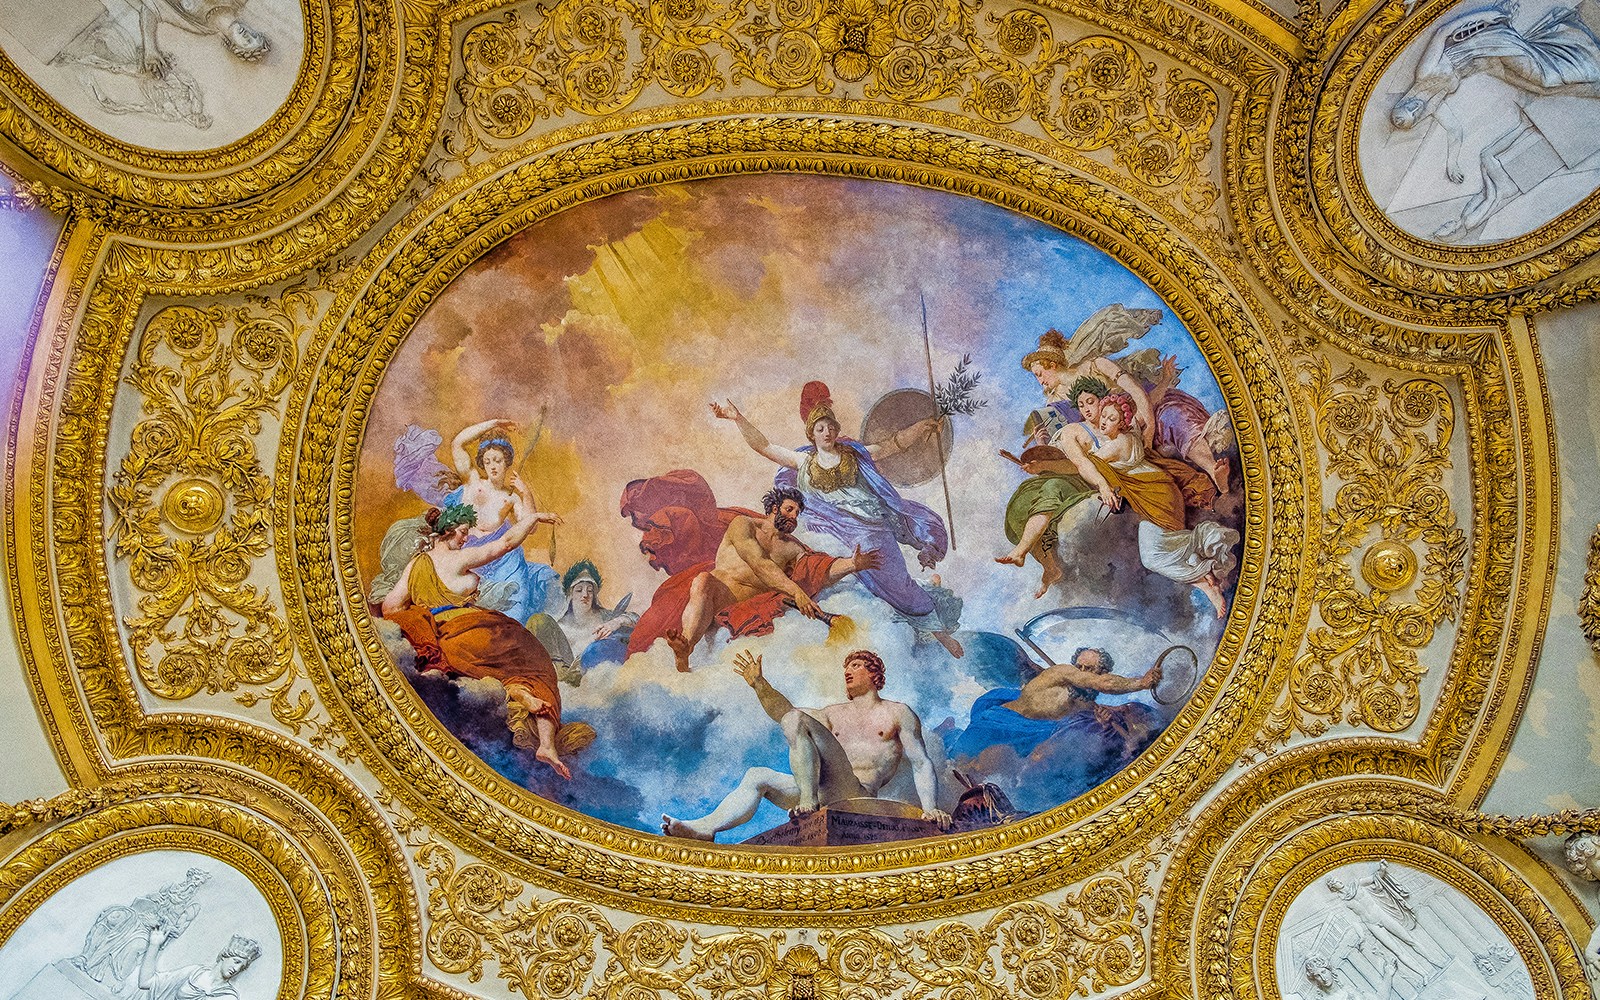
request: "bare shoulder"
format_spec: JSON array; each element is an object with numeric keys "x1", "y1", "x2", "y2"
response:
[{"x1": 887, "y1": 699, "x2": 921, "y2": 725}]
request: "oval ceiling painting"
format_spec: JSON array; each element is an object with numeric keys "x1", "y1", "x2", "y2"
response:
[
  {"x1": 1358, "y1": 0, "x2": 1600, "y2": 245},
  {"x1": 357, "y1": 176, "x2": 1245, "y2": 847},
  {"x1": 0, "y1": 0, "x2": 305, "y2": 151}
]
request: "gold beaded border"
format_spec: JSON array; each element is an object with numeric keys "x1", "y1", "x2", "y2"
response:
[{"x1": 281, "y1": 115, "x2": 1305, "y2": 918}]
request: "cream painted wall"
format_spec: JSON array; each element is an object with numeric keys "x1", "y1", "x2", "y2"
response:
[
  {"x1": 1482, "y1": 305, "x2": 1600, "y2": 819},
  {"x1": 0, "y1": 183, "x2": 70, "y2": 802}
]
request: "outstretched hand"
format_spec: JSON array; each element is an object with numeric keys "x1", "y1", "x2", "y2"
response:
[
  {"x1": 850, "y1": 545, "x2": 883, "y2": 573},
  {"x1": 733, "y1": 649, "x2": 765, "y2": 685},
  {"x1": 709, "y1": 399, "x2": 744, "y2": 421}
]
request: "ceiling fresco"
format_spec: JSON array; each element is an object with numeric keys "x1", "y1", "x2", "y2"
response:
[
  {"x1": 355, "y1": 174, "x2": 1240, "y2": 841},
  {"x1": 0, "y1": 0, "x2": 1596, "y2": 998}
]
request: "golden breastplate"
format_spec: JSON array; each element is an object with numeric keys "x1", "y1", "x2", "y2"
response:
[{"x1": 807, "y1": 449, "x2": 860, "y2": 493}]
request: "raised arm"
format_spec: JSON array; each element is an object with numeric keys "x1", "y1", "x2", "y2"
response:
[
  {"x1": 450, "y1": 418, "x2": 513, "y2": 477},
  {"x1": 733, "y1": 650, "x2": 800, "y2": 724},
  {"x1": 710, "y1": 401, "x2": 803, "y2": 469},
  {"x1": 865, "y1": 416, "x2": 941, "y2": 461},
  {"x1": 897, "y1": 705, "x2": 950, "y2": 825},
  {"x1": 1035, "y1": 660, "x2": 1158, "y2": 696},
  {"x1": 136, "y1": 927, "x2": 171, "y2": 989},
  {"x1": 460, "y1": 476, "x2": 560, "y2": 568},
  {"x1": 824, "y1": 544, "x2": 882, "y2": 585}
]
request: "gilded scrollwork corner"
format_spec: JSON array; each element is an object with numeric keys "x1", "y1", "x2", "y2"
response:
[
  {"x1": 106, "y1": 278, "x2": 351, "y2": 758},
  {"x1": 1254, "y1": 356, "x2": 1467, "y2": 751}
]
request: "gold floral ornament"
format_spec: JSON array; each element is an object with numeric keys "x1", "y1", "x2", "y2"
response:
[
  {"x1": 818, "y1": 0, "x2": 893, "y2": 81},
  {"x1": 417, "y1": 831, "x2": 1159, "y2": 996},
  {"x1": 1258, "y1": 359, "x2": 1467, "y2": 746},
  {"x1": 767, "y1": 945, "x2": 841, "y2": 999},
  {"x1": 440, "y1": 0, "x2": 1219, "y2": 209},
  {"x1": 108, "y1": 289, "x2": 336, "y2": 741}
]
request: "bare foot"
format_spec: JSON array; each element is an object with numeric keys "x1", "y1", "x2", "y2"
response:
[
  {"x1": 994, "y1": 550, "x2": 1027, "y2": 567},
  {"x1": 536, "y1": 748, "x2": 571, "y2": 780},
  {"x1": 1196, "y1": 573, "x2": 1227, "y2": 619},
  {"x1": 1033, "y1": 555, "x2": 1063, "y2": 599},
  {"x1": 934, "y1": 631, "x2": 965, "y2": 658},
  {"x1": 661, "y1": 814, "x2": 713, "y2": 840},
  {"x1": 664, "y1": 628, "x2": 692, "y2": 672}
]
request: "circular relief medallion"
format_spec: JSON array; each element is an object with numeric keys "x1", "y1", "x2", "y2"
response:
[
  {"x1": 356, "y1": 175, "x2": 1245, "y2": 848},
  {"x1": 0, "y1": 0, "x2": 305, "y2": 151},
  {"x1": 0, "y1": 851, "x2": 284, "y2": 998},
  {"x1": 1358, "y1": 0, "x2": 1600, "y2": 246},
  {"x1": 1274, "y1": 860, "x2": 1535, "y2": 1000}
]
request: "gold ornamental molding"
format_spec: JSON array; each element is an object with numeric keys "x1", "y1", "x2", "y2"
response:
[
  {"x1": 1163, "y1": 775, "x2": 1592, "y2": 999},
  {"x1": 1582, "y1": 522, "x2": 1600, "y2": 652},
  {"x1": 1314, "y1": 0, "x2": 1600, "y2": 293},
  {"x1": 0, "y1": 770, "x2": 387, "y2": 1000},
  {"x1": 1257, "y1": 356, "x2": 1466, "y2": 747},
  {"x1": 282, "y1": 116, "x2": 1303, "y2": 918},
  {"x1": 440, "y1": 0, "x2": 1223, "y2": 212}
]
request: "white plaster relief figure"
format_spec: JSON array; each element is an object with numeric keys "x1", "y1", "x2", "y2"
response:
[
  {"x1": 1562, "y1": 832, "x2": 1600, "y2": 998},
  {"x1": 70, "y1": 867, "x2": 212, "y2": 994},
  {"x1": 1275, "y1": 860, "x2": 1536, "y2": 1000},
  {"x1": 49, "y1": 0, "x2": 272, "y2": 131},
  {"x1": 2, "y1": 857, "x2": 279, "y2": 1000},
  {"x1": 1362, "y1": 0, "x2": 1600, "y2": 244},
  {"x1": 1324, "y1": 862, "x2": 1449, "y2": 987}
]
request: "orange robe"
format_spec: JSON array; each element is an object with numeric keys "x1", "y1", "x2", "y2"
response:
[{"x1": 387, "y1": 555, "x2": 561, "y2": 748}]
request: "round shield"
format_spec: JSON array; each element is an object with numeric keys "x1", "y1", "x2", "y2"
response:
[{"x1": 860, "y1": 388, "x2": 954, "y2": 488}]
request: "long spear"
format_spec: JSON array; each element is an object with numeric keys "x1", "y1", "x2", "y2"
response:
[
  {"x1": 518, "y1": 404, "x2": 555, "y2": 565},
  {"x1": 920, "y1": 291, "x2": 957, "y2": 552}
]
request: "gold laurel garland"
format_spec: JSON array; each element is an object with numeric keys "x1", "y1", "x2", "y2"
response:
[
  {"x1": 282, "y1": 117, "x2": 1299, "y2": 916},
  {"x1": 1256, "y1": 356, "x2": 1466, "y2": 746},
  {"x1": 411, "y1": 811, "x2": 1169, "y2": 998},
  {"x1": 1582, "y1": 523, "x2": 1600, "y2": 652},
  {"x1": 443, "y1": 0, "x2": 1220, "y2": 212},
  {"x1": 105, "y1": 274, "x2": 353, "y2": 756}
]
